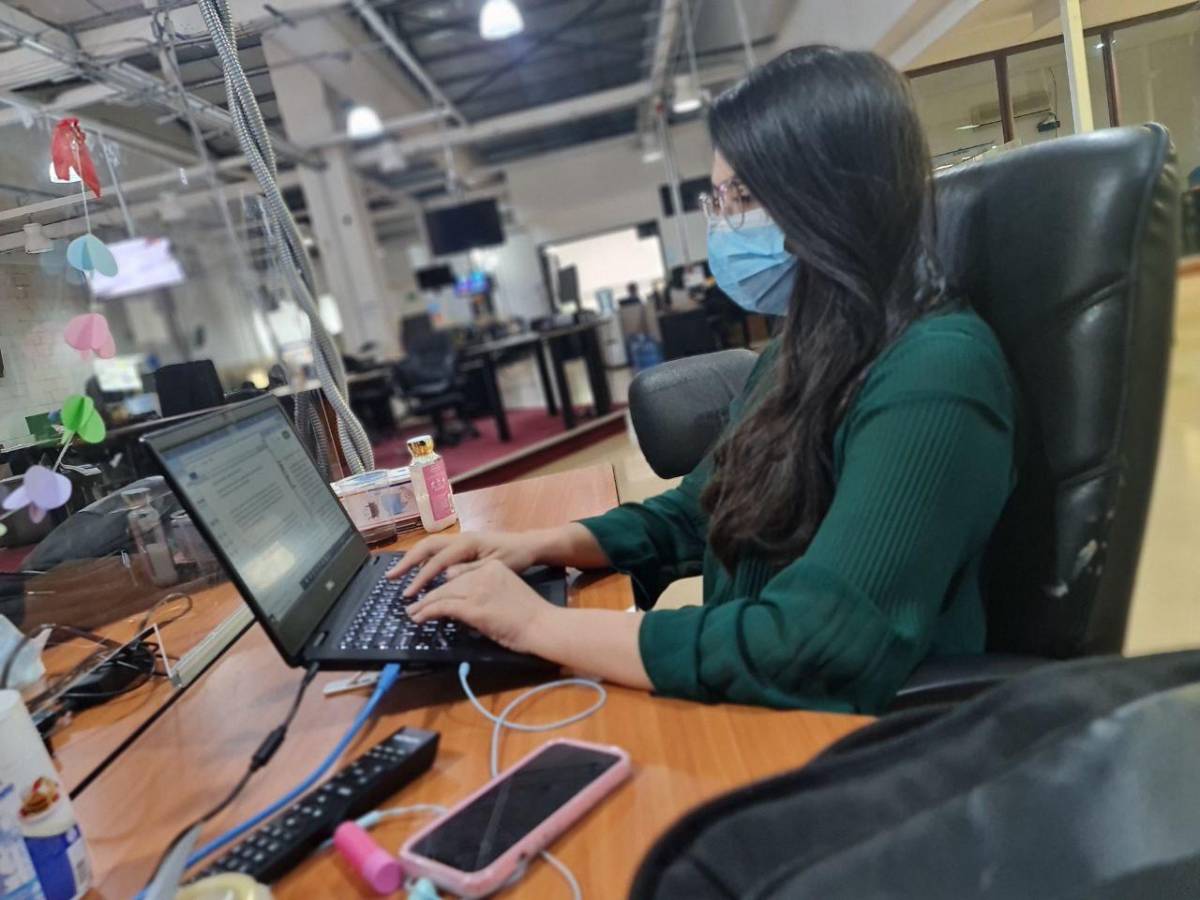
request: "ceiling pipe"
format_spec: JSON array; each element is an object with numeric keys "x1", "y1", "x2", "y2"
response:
[
  {"x1": 346, "y1": 0, "x2": 467, "y2": 126},
  {"x1": 637, "y1": 0, "x2": 683, "y2": 139},
  {"x1": 355, "y1": 80, "x2": 654, "y2": 166}
]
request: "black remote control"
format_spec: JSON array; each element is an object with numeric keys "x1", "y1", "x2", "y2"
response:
[{"x1": 192, "y1": 726, "x2": 439, "y2": 883}]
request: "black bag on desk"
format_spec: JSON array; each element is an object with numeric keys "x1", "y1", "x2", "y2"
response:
[{"x1": 631, "y1": 651, "x2": 1200, "y2": 900}]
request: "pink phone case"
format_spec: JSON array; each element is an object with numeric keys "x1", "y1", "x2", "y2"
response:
[{"x1": 399, "y1": 738, "x2": 632, "y2": 897}]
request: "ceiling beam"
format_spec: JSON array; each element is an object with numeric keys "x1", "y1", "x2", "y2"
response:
[
  {"x1": 0, "y1": 169, "x2": 301, "y2": 252},
  {"x1": 346, "y1": 0, "x2": 466, "y2": 125},
  {"x1": 885, "y1": 0, "x2": 989, "y2": 70},
  {"x1": 355, "y1": 80, "x2": 654, "y2": 166},
  {"x1": 0, "y1": 1, "x2": 317, "y2": 167}
]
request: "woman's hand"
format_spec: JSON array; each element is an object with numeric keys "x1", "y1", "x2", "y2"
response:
[
  {"x1": 387, "y1": 531, "x2": 546, "y2": 598},
  {"x1": 407, "y1": 559, "x2": 552, "y2": 653},
  {"x1": 408, "y1": 559, "x2": 653, "y2": 690}
]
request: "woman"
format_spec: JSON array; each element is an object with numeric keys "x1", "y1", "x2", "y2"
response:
[{"x1": 390, "y1": 46, "x2": 1020, "y2": 713}]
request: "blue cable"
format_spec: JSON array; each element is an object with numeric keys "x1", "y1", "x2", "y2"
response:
[{"x1": 186, "y1": 662, "x2": 403, "y2": 868}]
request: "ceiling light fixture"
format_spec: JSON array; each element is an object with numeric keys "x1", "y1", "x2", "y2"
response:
[
  {"x1": 378, "y1": 141, "x2": 408, "y2": 173},
  {"x1": 23, "y1": 223, "x2": 52, "y2": 254},
  {"x1": 347, "y1": 104, "x2": 384, "y2": 140},
  {"x1": 479, "y1": 0, "x2": 524, "y2": 40}
]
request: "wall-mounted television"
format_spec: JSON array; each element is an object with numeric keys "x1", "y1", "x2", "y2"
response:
[
  {"x1": 91, "y1": 236, "x2": 186, "y2": 299},
  {"x1": 424, "y1": 199, "x2": 505, "y2": 255},
  {"x1": 416, "y1": 264, "x2": 456, "y2": 290}
]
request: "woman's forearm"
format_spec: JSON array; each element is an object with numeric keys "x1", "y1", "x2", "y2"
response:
[
  {"x1": 530, "y1": 523, "x2": 612, "y2": 570},
  {"x1": 526, "y1": 606, "x2": 653, "y2": 690}
]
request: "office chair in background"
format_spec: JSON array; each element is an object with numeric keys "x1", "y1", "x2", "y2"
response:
[
  {"x1": 393, "y1": 331, "x2": 479, "y2": 447},
  {"x1": 154, "y1": 360, "x2": 225, "y2": 417},
  {"x1": 627, "y1": 125, "x2": 1182, "y2": 709}
]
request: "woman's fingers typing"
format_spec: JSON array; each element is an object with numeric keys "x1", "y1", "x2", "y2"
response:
[
  {"x1": 402, "y1": 537, "x2": 480, "y2": 597},
  {"x1": 386, "y1": 535, "x2": 449, "y2": 579}
]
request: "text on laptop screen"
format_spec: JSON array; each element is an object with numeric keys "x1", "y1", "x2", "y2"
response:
[{"x1": 157, "y1": 406, "x2": 354, "y2": 626}]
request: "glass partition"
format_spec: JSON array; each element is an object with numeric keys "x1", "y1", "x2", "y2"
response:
[
  {"x1": 1113, "y1": 8, "x2": 1200, "y2": 253},
  {"x1": 0, "y1": 112, "x2": 293, "y2": 790},
  {"x1": 910, "y1": 60, "x2": 1005, "y2": 170}
]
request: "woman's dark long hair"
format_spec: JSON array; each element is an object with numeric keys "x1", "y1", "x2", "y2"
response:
[{"x1": 702, "y1": 45, "x2": 954, "y2": 570}]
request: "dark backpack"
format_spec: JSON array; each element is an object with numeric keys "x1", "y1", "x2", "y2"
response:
[{"x1": 632, "y1": 651, "x2": 1200, "y2": 899}]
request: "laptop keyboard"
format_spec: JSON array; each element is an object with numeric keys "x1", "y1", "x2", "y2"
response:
[{"x1": 338, "y1": 567, "x2": 466, "y2": 654}]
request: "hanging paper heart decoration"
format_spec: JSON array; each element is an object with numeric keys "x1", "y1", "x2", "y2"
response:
[
  {"x1": 2, "y1": 465, "x2": 72, "y2": 524},
  {"x1": 64, "y1": 313, "x2": 116, "y2": 360},
  {"x1": 60, "y1": 394, "x2": 106, "y2": 445},
  {"x1": 51, "y1": 118, "x2": 101, "y2": 199},
  {"x1": 0, "y1": 521, "x2": 7, "y2": 538},
  {"x1": 66, "y1": 234, "x2": 118, "y2": 277}
]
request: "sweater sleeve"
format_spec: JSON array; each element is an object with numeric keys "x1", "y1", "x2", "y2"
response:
[
  {"x1": 576, "y1": 460, "x2": 710, "y2": 609},
  {"x1": 577, "y1": 343, "x2": 780, "y2": 609},
  {"x1": 637, "y1": 331, "x2": 1017, "y2": 712}
]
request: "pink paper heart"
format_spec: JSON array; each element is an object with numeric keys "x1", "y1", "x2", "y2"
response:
[{"x1": 64, "y1": 312, "x2": 114, "y2": 358}]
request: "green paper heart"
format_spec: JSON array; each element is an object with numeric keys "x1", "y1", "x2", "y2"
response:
[
  {"x1": 0, "y1": 521, "x2": 7, "y2": 538},
  {"x1": 60, "y1": 394, "x2": 106, "y2": 444}
]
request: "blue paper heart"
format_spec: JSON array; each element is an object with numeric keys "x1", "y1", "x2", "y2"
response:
[{"x1": 66, "y1": 234, "x2": 118, "y2": 277}]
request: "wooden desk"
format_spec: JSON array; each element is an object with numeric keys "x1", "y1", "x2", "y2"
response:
[
  {"x1": 73, "y1": 466, "x2": 868, "y2": 898},
  {"x1": 39, "y1": 577, "x2": 247, "y2": 797}
]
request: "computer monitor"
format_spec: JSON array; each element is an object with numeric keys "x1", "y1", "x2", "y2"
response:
[
  {"x1": 94, "y1": 355, "x2": 144, "y2": 393},
  {"x1": 148, "y1": 400, "x2": 362, "y2": 657}
]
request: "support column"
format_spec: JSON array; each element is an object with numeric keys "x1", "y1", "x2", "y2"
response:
[
  {"x1": 1059, "y1": 0, "x2": 1095, "y2": 133},
  {"x1": 263, "y1": 43, "x2": 400, "y2": 356}
]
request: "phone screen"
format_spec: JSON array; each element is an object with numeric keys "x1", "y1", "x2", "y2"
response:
[{"x1": 411, "y1": 743, "x2": 621, "y2": 872}]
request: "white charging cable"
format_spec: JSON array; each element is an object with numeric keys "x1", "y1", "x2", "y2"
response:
[
  {"x1": 348, "y1": 666, "x2": 606, "y2": 899},
  {"x1": 456, "y1": 662, "x2": 608, "y2": 900}
]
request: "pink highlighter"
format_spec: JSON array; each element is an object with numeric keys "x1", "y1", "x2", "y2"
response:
[{"x1": 334, "y1": 821, "x2": 403, "y2": 894}]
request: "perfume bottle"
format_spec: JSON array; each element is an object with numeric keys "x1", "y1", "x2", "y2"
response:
[{"x1": 406, "y1": 435, "x2": 457, "y2": 533}]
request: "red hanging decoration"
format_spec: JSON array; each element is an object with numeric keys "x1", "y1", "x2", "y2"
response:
[{"x1": 50, "y1": 118, "x2": 102, "y2": 200}]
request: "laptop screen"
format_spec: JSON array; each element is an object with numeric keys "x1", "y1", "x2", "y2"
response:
[{"x1": 150, "y1": 400, "x2": 367, "y2": 660}]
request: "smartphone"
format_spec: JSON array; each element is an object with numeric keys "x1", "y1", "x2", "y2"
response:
[{"x1": 399, "y1": 739, "x2": 631, "y2": 897}]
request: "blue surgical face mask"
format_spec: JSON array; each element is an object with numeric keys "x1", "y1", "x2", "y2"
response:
[{"x1": 707, "y1": 208, "x2": 798, "y2": 316}]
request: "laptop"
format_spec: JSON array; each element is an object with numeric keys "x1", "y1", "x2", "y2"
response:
[{"x1": 143, "y1": 395, "x2": 567, "y2": 670}]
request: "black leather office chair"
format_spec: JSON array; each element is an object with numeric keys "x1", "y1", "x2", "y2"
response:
[
  {"x1": 628, "y1": 125, "x2": 1182, "y2": 708},
  {"x1": 394, "y1": 331, "x2": 479, "y2": 446},
  {"x1": 154, "y1": 360, "x2": 225, "y2": 417}
]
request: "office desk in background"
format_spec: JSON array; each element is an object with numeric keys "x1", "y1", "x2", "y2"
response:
[
  {"x1": 72, "y1": 465, "x2": 868, "y2": 898},
  {"x1": 462, "y1": 320, "x2": 613, "y2": 440}
]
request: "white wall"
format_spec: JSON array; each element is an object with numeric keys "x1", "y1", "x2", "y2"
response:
[
  {"x1": 545, "y1": 227, "x2": 667, "y2": 309},
  {"x1": 0, "y1": 264, "x2": 93, "y2": 447},
  {"x1": 504, "y1": 120, "x2": 713, "y2": 271}
]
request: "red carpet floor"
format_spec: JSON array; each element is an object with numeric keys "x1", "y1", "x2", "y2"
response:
[{"x1": 373, "y1": 406, "x2": 624, "y2": 481}]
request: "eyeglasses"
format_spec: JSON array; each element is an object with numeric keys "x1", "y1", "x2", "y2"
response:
[{"x1": 698, "y1": 177, "x2": 758, "y2": 230}]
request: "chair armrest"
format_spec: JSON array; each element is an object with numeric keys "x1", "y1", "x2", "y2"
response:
[
  {"x1": 629, "y1": 349, "x2": 758, "y2": 479},
  {"x1": 888, "y1": 653, "x2": 1052, "y2": 712}
]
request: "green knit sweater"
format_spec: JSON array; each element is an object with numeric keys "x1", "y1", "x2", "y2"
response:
[{"x1": 579, "y1": 310, "x2": 1019, "y2": 713}]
